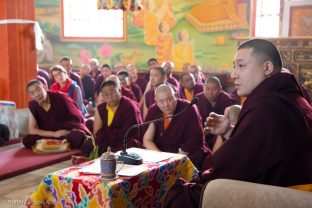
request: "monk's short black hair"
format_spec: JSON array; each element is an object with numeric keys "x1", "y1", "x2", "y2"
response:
[
  {"x1": 180, "y1": 72, "x2": 193, "y2": 80},
  {"x1": 100, "y1": 80, "x2": 117, "y2": 91},
  {"x1": 117, "y1": 70, "x2": 129, "y2": 77},
  {"x1": 205, "y1": 76, "x2": 222, "y2": 88},
  {"x1": 101, "y1": 64, "x2": 111, "y2": 70},
  {"x1": 150, "y1": 66, "x2": 166, "y2": 77},
  {"x1": 238, "y1": 39, "x2": 282, "y2": 71},
  {"x1": 26, "y1": 79, "x2": 42, "y2": 90},
  {"x1": 147, "y1": 58, "x2": 158, "y2": 65},
  {"x1": 60, "y1": 56, "x2": 72, "y2": 64}
]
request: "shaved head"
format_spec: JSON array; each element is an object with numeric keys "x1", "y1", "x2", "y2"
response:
[{"x1": 155, "y1": 84, "x2": 175, "y2": 97}]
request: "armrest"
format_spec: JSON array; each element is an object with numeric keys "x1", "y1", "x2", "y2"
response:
[{"x1": 201, "y1": 179, "x2": 312, "y2": 208}]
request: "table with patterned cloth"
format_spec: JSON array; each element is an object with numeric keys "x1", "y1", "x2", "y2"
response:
[{"x1": 26, "y1": 153, "x2": 197, "y2": 208}]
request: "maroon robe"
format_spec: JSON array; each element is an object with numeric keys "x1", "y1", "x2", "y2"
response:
[
  {"x1": 164, "y1": 72, "x2": 312, "y2": 208},
  {"x1": 70, "y1": 71, "x2": 85, "y2": 99},
  {"x1": 180, "y1": 83, "x2": 204, "y2": 100},
  {"x1": 121, "y1": 87, "x2": 137, "y2": 102},
  {"x1": 301, "y1": 86, "x2": 311, "y2": 105},
  {"x1": 130, "y1": 83, "x2": 143, "y2": 102},
  {"x1": 196, "y1": 90, "x2": 239, "y2": 148},
  {"x1": 144, "y1": 99, "x2": 211, "y2": 170},
  {"x1": 38, "y1": 68, "x2": 52, "y2": 88},
  {"x1": 89, "y1": 68, "x2": 101, "y2": 80},
  {"x1": 37, "y1": 75, "x2": 48, "y2": 87},
  {"x1": 167, "y1": 75, "x2": 180, "y2": 89},
  {"x1": 81, "y1": 74, "x2": 95, "y2": 102},
  {"x1": 94, "y1": 75, "x2": 105, "y2": 95},
  {"x1": 95, "y1": 96, "x2": 143, "y2": 154},
  {"x1": 22, "y1": 91, "x2": 91, "y2": 154},
  {"x1": 135, "y1": 75, "x2": 148, "y2": 93},
  {"x1": 145, "y1": 83, "x2": 182, "y2": 108}
]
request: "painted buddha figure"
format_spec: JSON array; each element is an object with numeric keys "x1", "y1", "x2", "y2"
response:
[{"x1": 173, "y1": 29, "x2": 195, "y2": 72}]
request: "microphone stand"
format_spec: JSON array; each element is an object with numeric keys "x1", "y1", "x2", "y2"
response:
[{"x1": 118, "y1": 97, "x2": 199, "y2": 165}]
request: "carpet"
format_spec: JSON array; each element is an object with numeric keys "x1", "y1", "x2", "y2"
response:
[{"x1": 0, "y1": 147, "x2": 81, "y2": 181}]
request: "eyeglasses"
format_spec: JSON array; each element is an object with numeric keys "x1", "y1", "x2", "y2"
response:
[{"x1": 101, "y1": 90, "x2": 119, "y2": 98}]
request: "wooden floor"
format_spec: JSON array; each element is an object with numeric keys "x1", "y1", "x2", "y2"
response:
[{"x1": 0, "y1": 143, "x2": 72, "y2": 208}]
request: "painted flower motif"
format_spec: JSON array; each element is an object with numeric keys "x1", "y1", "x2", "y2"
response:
[
  {"x1": 79, "y1": 49, "x2": 92, "y2": 64},
  {"x1": 98, "y1": 43, "x2": 113, "y2": 58}
]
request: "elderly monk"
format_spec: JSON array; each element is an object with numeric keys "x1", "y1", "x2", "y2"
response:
[
  {"x1": 164, "y1": 39, "x2": 312, "y2": 208},
  {"x1": 22, "y1": 80, "x2": 92, "y2": 155},
  {"x1": 94, "y1": 80, "x2": 142, "y2": 155},
  {"x1": 143, "y1": 84, "x2": 211, "y2": 170},
  {"x1": 180, "y1": 72, "x2": 203, "y2": 101},
  {"x1": 196, "y1": 76, "x2": 239, "y2": 148}
]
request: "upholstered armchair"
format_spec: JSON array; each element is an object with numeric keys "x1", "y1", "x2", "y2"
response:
[{"x1": 201, "y1": 179, "x2": 312, "y2": 208}]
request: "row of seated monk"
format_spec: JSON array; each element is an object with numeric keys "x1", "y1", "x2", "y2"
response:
[
  {"x1": 24, "y1": 61, "x2": 240, "y2": 170},
  {"x1": 38, "y1": 57, "x2": 227, "y2": 101},
  {"x1": 36, "y1": 56, "x2": 238, "y2": 118},
  {"x1": 25, "y1": 38, "x2": 312, "y2": 208}
]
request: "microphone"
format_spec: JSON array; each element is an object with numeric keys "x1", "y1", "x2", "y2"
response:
[{"x1": 118, "y1": 97, "x2": 199, "y2": 165}]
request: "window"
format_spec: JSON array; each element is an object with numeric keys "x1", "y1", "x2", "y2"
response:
[
  {"x1": 255, "y1": 0, "x2": 280, "y2": 37},
  {"x1": 61, "y1": 0, "x2": 126, "y2": 42}
]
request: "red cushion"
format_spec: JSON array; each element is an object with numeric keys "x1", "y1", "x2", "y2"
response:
[
  {"x1": 0, "y1": 138, "x2": 20, "y2": 147},
  {"x1": 0, "y1": 147, "x2": 81, "y2": 181}
]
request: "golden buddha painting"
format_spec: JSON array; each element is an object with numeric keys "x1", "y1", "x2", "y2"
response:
[
  {"x1": 141, "y1": 0, "x2": 175, "y2": 46},
  {"x1": 156, "y1": 21, "x2": 174, "y2": 64},
  {"x1": 173, "y1": 29, "x2": 195, "y2": 72},
  {"x1": 186, "y1": 0, "x2": 249, "y2": 32}
]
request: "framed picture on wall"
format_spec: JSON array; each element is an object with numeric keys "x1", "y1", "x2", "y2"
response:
[
  {"x1": 61, "y1": 0, "x2": 127, "y2": 42},
  {"x1": 282, "y1": 0, "x2": 312, "y2": 36}
]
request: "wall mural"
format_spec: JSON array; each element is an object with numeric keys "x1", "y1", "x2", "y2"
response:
[{"x1": 36, "y1": 0, "x2": 251, "y2": 71}]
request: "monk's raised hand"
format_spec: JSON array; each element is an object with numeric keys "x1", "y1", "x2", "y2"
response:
[
  {"x1": 55, "y1": 130, "x2": 71, "y2": 137},
  {"x1": 204, "y1": 112, "x2": 230, "y2": 136}
]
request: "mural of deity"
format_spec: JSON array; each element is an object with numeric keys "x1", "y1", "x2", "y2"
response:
[
  {"x1": 155, "y1": 21, "x2": 174, "y2": 64},
  {"x1": 173, "y1": 29, "x2": 195, "y2": 72}
]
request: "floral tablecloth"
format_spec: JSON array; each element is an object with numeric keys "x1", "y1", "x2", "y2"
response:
[{"x1": 26, "y1": 154, "x2": 197, "y2": 208}]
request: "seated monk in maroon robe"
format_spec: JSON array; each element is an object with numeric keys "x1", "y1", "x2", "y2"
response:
[
  {"x1": 126, "y1": 64, "x2": 148, "y2": 93},
  {"x1": 22, "y1": 80, "x2": 92, "y2": 155},
  {"x1": 144, "y1": 66, "x2": 182, "y2": 118},
  {"x1": 164, "y1": 39, "x2": 312, "y2": 208},
  {"x1": 85, "y1": 75, "x2": 139, "y2": 133},
  {"x1": 180, "y1": 72, "x2": 203, "y2": 101},
  {"x1": 162, "y1": 61, "x2": 180, "y2": 89},
  {"x1": 117, "y1": 70, "x2": 142, "y2": 102},
  {"x1": 196, "y1": 76, "x2": 239, "y2": 149},
  {"x1": 106, "y1": 75, "x2": 138, "y2": 103},
  {"x1": 94, "y1": 64, "x2": 113, "y2": 101},
  {"x1": 94, "y1": 80, "x2": 143, "y2": 155},
  {"x1": 142, "y1": 84, "x2": 211, "y2": 170}
]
